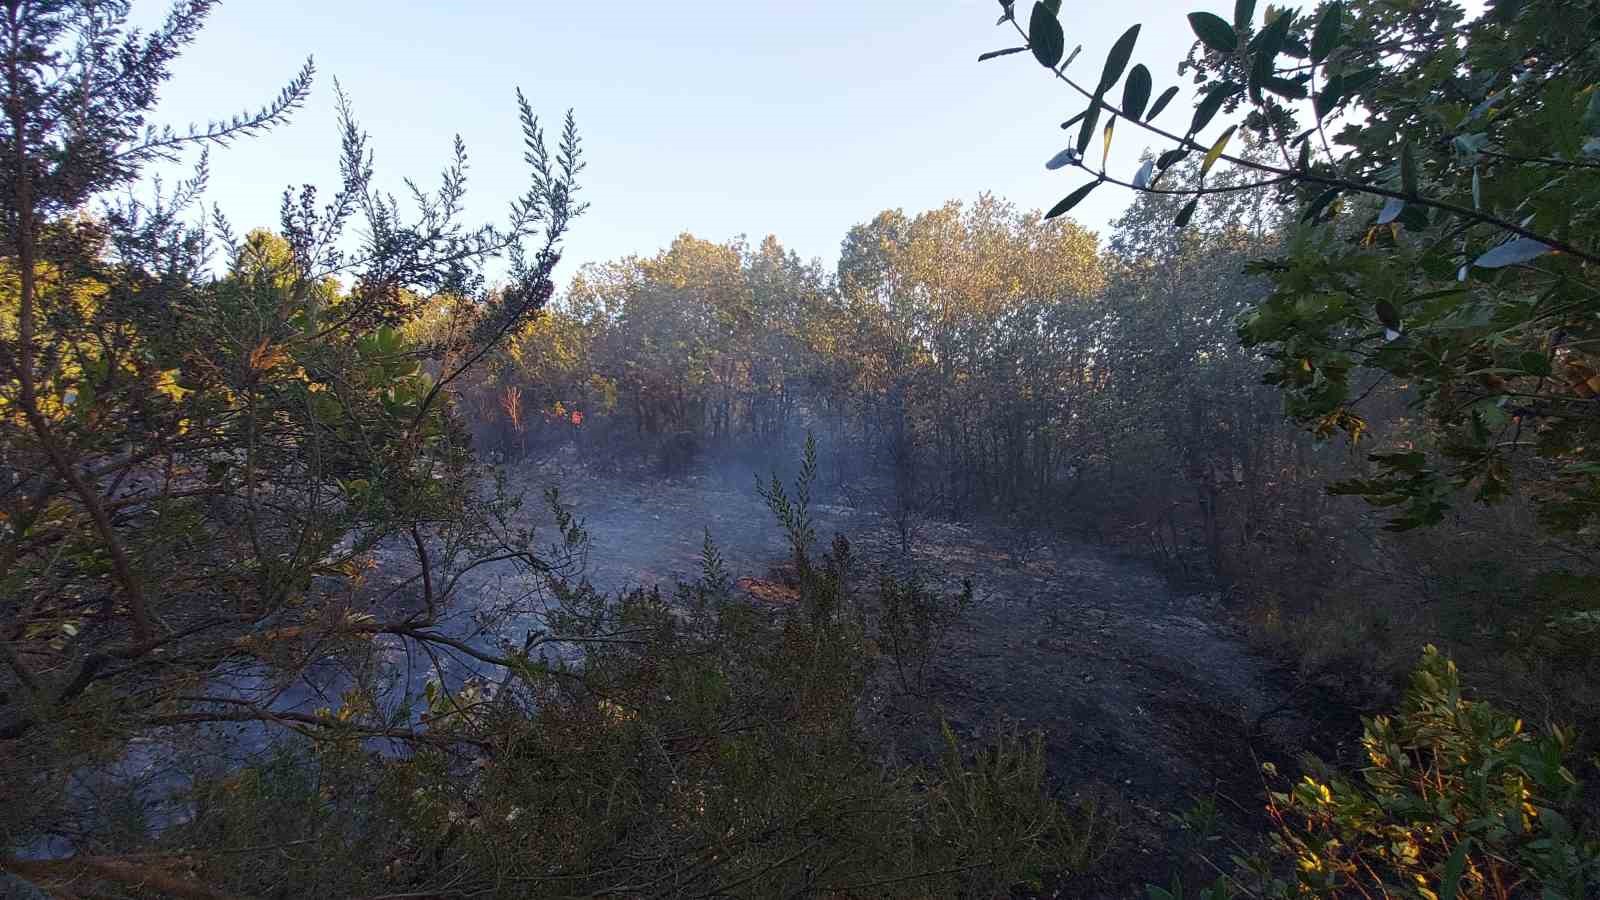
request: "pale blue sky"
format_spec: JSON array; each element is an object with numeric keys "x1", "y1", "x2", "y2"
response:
[{"x1": 137, "y1": 1, "x2": 1207, "y2": 282}]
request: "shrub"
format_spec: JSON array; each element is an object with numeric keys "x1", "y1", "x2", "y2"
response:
[{"x1": 1256, "y1": 646, "x2": 1599, "y2": 899}]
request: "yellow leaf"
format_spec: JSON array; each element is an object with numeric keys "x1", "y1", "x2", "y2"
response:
[{"x1": 1202, "y1": 124, "x2": 1237, "y2": 179}]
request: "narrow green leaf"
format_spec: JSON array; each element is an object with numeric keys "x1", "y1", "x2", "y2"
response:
[
  {"x1": 1201, "y1": 124, "x2": 1237, "y2": 178},
  {"x1": 1045, "y1": 179, "x2": 1100, "y2": 219},
  {"x1": 1102, "y1": 115, "x2": 1117, "y2": 167},
  {"x1": 1146, "y1": 85, "x2": 1180, "y2": 122},
  {"x1": 1122, "y1": 65, "x2": 1153, "y2": 120},
  {"x1": 1060, "y1": 110, "x2": 1088, "y2": 130},
  {"x1": 1249, "y1": 8, "x2": 1294, "y2": 55},
  {"x1": 1098, "y1": 25, "x2": 1142, "y2": 94},
  {"x1": 1301, "y1": 188, "x2": 1339, "y2": 222},
  {"x1": 1076, "y1": 101, "x2": 1102, "y2": 155},
  {"x1": 1472, "y1": 166, "x2": 1481, "y2": 209},
  {"x1": 1043, "y1": 0, "x2": 1062, "y2": 14},
  {"x1": 1157, "y1": 148, "x2": 1189, "y2": 169},
  {"x1": 1174, "y1": 196, "x2": 1200, "y2": 228},
  {"x1": 1029, "y1": 2, "x2": 1065, "y2": 68},
  {"x1": 978, "y1": 46, "x2": 1029, "y2": 61},
  {"x1": 1582, "y1": 88, "x2": 1600, "y2": 134},
  {"x1": 1264, "y1": 76, "x2": 1308, "y2": 99},
  {"x1": 1440, "y1": 839, "x2": 1471, "y2": 900},
  {"x1": 1190, "y1": 82, "x2": 1241, "y2": 135},
  {"x1": 1310, "y1": 1, "x2": 1343, "y2": 63},
  {"x1": 1189, "y1": 12, "x2": 1238, "y2": 53},
  {"x1": 1401, "y1": 141, "x2": 1419, "y2": 197},
  {"x1": 1248, "y1": 45, "x2": 1273, "y2": 102},
  {"x1": 1315, "y1": 72, "x2": 1344, "y2": 118},
  {"x1": 1234, "y1": 0, "x2": 1257, "y2": 27}
]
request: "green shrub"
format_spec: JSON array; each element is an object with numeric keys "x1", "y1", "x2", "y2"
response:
[{"x1": 1258, "y1": 646, "x2": 1598, "y2": 899}]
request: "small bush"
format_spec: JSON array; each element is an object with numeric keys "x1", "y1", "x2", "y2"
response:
[{"x1": 1256, "y1": 646, "x2": 1599, "y2": 899}]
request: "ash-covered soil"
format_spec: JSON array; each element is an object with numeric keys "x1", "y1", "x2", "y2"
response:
[{"x1": 505, "y1": 453, "x2": 1330, "y2": 895}]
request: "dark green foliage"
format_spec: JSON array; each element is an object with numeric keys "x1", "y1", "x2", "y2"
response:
[
  {"x1": 1188, "y1": 12, "x2": 1238, "y2": 53},
  {"x1": 1046, "y1": 179, "x2": 1100, "y2": 219},
  {"x1": 1122, "y1": 64, "x2": 1154, "y2": 121},
  {"x1": 1029, "y1": 1, "x2": 1065, "y2": 68},
  {"x1": 1147, "y1": 84, "x2": 1180, "y2": 122},
  {"x1": 1257, "y1": 648, "x2": 1598, "y2": 898},
  {"x1": 1098, "y1": 25, "x2": 1142, "y2": 95}
]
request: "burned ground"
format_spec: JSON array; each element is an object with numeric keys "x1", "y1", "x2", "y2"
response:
[{"x1": 499, "y1": 451, "x2": 1343, "y2": 895}]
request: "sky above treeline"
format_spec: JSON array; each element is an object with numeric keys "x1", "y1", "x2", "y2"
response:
[{"x1": 134, "y1": 0, "x2": 1206, "y2": 281}]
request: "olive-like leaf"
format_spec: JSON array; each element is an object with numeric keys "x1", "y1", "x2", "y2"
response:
[
  {"x1": 1440, "y1": 839, "x2": 1472, "y2": 900},
  {"x1": 1234, "y1": 0, "x2": 1256, "y2": 27},
  {"x1": 1315, "y1": 72, "x2": 1344, "y2": 118},
  {"x1": 1174, "y1": 197, "x2": 1200, "y2": 228},
  {"x1": 1157, "y1": 148, "x2": 1190, "y2": 169},
  {"x1": 1102, "y1": 115, "x2": 1117, "y2": 167},
  {"x1": 1582, "y1": 89, "x2": 1600, "y2": 134},
  {"x1": 978, "y1": 46, "x2": 1029, "y2": 61},
  {"x1": 1098, "y1": 25, "x2": 1141, "y2": 95},
  {"x1": 1122, "y1": 65, "x2": 1153, "y2": 120},
  {"x1": 1264, "y1": 76, "x2": 1308, "y2": 99},
  {"x1": 1377, "y1": 196, "x2": 1405, "y2": 225},
  {"x1": 1325, "y1": 68, "x2": 1377, "y2": 111},
  {"x1": 1249, "y1": 8, "x2": 1294, "y2": 55},
  {"x1": 1375, "y1": 299, "x2": 1400, "y2": 329},
  {"x1": 1474, "y1": 237, "x2": 1553, "y2": 268},
  {"x1": 1146, "y1": 85, "x2": 1180, "y2": 122},
  {"x1": 1060, "y1": 110, "x2": 1088, "y2": 130},
  {"x1": 1301, "y1": 188, "x2": 1340, "y2": 222},
  {"x1": 1189, "y1": 81, "x2": 1241, "y2": 135},
  {"x1": 1030, "y1": 2, "x2": 1065, "y2": 68},
  {"x1": 1398, "y1": 203, "x2": 1429, "y2": 231},
  {"x1": 1201, "y1": 124, "x2": 1237, "y2": 178},
  {"x1": 1043, "y1": 0, "x2": 1061, "y2": 14},
  {"x1": 1076, "y1": 101, "x2": 1102, "y2": 155},
  {"x1": 1132, "y1": 158, "x2": 1156, "y2": 189},
  {"x1": 1188, "y1": 12, "x2": 1237, "y2": 53},
  {"x1": 1400, "y1": 141, "x2": 1419, "y2": 197},
  {"x1": 1045, "y1": 148, "x2": 1079, "y2": 170},
  {"x1": 1248, "y1": 46, "x2": 1274, "y2": 103},
  {"x1": 1471, "y1": 167, "x2": 1481, "y2": 209},
  {"x1": 1045, "y1": 179, "x2": 1100, "y2": 219},
  {"x1": 1310, "y1": 1, "x2": 1343, "y2": 63}
]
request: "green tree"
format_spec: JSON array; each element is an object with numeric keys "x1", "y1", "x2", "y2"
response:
[
  {"x1": 984, "y1": 0, "x2": 1600, "y2": 539},
  {"x1": 0, "y1": 2, "x2": 584, "y2": 892},
  {"x1": 833, "y1": 195, "x2": 1103, "y2": 521}
]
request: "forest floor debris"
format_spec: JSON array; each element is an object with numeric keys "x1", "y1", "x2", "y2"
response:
[{"x1": 507, "y1": 454, "x2": 1340, "y2": 894}]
